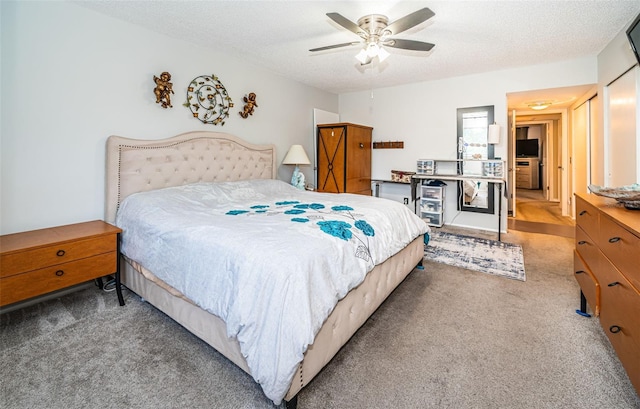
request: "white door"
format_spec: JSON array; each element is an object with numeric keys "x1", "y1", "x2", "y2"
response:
[{"x1": 509, "y1": 109, "x2": 517, "y2": 217}]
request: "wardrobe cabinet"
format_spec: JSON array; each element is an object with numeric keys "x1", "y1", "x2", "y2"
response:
[
  {"x1": 317, "y1": 123, "x2": 372, "y2": 195},
  {"x1": 574, "y1": 193, "x2": 640, "y2": 394}
]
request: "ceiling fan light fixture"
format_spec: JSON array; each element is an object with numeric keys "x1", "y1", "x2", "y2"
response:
[
  {"x1": 320, "y1": 8, "x2": 435, "y2": 65},
  {"x1": 366, "y1": 43, "x2": 379, "y2": 57},
  {"x1": 377, "y1": 46, "x2": 390, "y2": 62},
  {"x1": 355, "y1": 48, "x2": 369, "y2": 64}
]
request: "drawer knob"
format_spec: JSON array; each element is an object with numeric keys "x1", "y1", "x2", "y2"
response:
[
  {"x1": 55, "y1": 270, "x2": 64, "y2": 277},
  {"x1": 579, "y1": 210, "x2": 587, "y2": 216},
  {"x1": 575, "y1": 270, "x2": 585, "y2": 275},
  {"x1": 359, "y1": 143, "x2": 364, "y2": 148},
  {"x1": 607, "y1": 281, "x2": 620, "y2": 287},
  {"x1": 608, "y1": 237, "x2": 621, "y2": 243},
  {"x1": 577, "y1": 240, "x2": 587, "y2": 245},
  {"x1": 609, "y1": 325, "x2": 621, "y2": 334},
  {"x1": 56, "y1": 249, "x2": 66, "y2": 257}
]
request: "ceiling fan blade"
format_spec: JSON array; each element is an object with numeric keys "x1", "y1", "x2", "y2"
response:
[
  {"x1": 309, "y1": 42, "x2": 361, "y2": 52},
  {"x1": 385, "y1": 7, "x2": 435, "y2": 35},
  {"x1": 326, "y1": 12, "x2": 365, "y2": 36},
  {"x1": 385, "y1": 39, "x2": 435, "y2": 52}
]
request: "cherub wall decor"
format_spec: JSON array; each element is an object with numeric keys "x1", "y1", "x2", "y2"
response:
[
  {"x1": 153, "y1": 71, "x2": 174, "y2": 108},
  {"x1": 239, "y1": 92, "x2": 258, "y2": 118}
]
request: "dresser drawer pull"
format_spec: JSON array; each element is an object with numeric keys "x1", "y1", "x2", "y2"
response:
[
  {"x1": 608, "y1": 237, "x2": 621, "y2": 243},
  {"x1": 577, "y1": 240, "x2": 587, "y2": 245},
  {"x1": 579, "y1": 210, "x2": 587, "y2": 216},
  {"x1": 56, "y1": 250, "x2": 66, "y2": 257},
  {"x1": 609, "y1": 325, "x2": 622, "y2": 334},
  {"x1": 55, "y1": 270, "x2": 64, "y2": 277},
  {"x1": 607, "y1": 281, "x2": 620, "y2": 287},
  {"x1": 575, "y1": 270, "x2": 585, "y2": 275}
]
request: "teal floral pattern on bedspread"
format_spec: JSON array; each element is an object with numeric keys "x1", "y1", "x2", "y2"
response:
[{"x1": 226, "y1": 201, "x2": 375, "y2": 263}]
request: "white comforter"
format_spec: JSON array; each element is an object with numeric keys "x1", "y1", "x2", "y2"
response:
[{"x1": 116, "y1": 179, "x2": 429, "y2": 404}]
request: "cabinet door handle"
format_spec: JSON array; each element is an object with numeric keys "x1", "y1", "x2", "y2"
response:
[
  {"x1": 56, "y1": 249, "x2": 66, "y2": 257},
  {"x1": 579, "y1": 210, "x2": 587, "y2": 216},
  {"x1": 577, "y1": 240, "x2": 587, "y2": 245},
  {"x1": 608, "y1": 237, "x2": 621, "y2": 243},
  {"x1": 55, "y1": 270, "x2": 64, "y2": 277},
  {"x1": 575, "y1": 270, "x2": 585, "y2": 275},
  {"x1": 359, "y1": 143, "x2": 364, "y2": 148},
  {"x1": 607, "y1": 281, "x2": 620, "y2": 287},
  {"x1": 609, "y1": 325, "x2": 621, "y2": 334}
]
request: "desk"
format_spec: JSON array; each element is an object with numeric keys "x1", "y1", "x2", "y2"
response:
[
  {"x1": 371, "y1": 179, "x2": 411, "y2": 198},
  {"x1": 411, "y1": 174, "x2": 507, "y2": 241}
]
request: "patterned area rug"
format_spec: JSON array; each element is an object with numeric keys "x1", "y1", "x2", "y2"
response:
[{"x1": 424, "y1": 231, "x2": 526, "y2": 281}]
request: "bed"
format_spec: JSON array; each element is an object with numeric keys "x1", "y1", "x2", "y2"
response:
[{"x1": 105, "y1": 131, "x2": 429, "y2": 408}]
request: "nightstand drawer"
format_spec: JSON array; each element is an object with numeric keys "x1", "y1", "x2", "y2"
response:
[
  {"x1": 0, "y1": 235, "x2": 116, "y2": 278},
  {"x1": 0, "y1": 252, "x2": 116, "y2": 306}
]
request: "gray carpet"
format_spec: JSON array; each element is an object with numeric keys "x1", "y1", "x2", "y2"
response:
[{"x1": 1, "y1": 227, "x2": 639, "y2": 409}]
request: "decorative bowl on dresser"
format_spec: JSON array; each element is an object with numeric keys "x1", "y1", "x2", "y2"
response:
[
  {"x1": 574, "y1": 193, "x2": 640, "y2": 395},
  {"x1": 0, "y1": 220, "x2": 123, "y2": 308}
]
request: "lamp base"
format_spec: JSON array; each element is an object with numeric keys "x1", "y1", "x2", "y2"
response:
[{"x1": 291, "y1": 166, "x2": 305, "y2": 190}]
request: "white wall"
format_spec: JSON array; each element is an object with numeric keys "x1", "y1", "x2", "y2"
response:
[
  {"x1": 339, "y1": 57, "x2": 597, "y2": 231},
  {"x1": 0, "y1": 1, "x2": 337, "y2": 234}
]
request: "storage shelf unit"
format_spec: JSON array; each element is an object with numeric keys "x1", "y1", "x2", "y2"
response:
[
  {"x1": 416, "y1": 159, "x2": 504, "y2": 178},
  {"x1": 419, "y1": 183, "x2": 445, "y2": 227}
]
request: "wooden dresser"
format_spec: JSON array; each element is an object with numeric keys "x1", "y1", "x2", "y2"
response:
[
  {"x1": 515, "y1": 157, "x2": 539, "y2": 189},
  {"x1": 0, "y1": 220, "x2": 122, "y2": 307},
  {"x1": 316, "y1": 123, "x2": 372, "y2": 195},
  {"x1": 574, "y1": 193, "x2": 640, "y2": 394}
]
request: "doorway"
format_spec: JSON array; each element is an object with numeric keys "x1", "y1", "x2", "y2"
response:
[
  {"x1": 512, "y1": 116, "x2": 573, "y2": 231},
  {"x1": 506, "y1": 85, "x2": 596, "y2": 237}
]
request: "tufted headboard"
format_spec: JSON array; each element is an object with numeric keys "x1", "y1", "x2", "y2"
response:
[{"x1": 105, "y1": 131, "x2": 277, "y2": 224}]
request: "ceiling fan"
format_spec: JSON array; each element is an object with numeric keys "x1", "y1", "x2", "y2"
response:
[{"x1": 310, "y1": 7, "x2": 435, "y2": 65}]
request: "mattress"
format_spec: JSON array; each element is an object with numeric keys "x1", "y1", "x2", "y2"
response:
[{"x1": 115, "y1": 178, "x2": 429, "y2": 403}]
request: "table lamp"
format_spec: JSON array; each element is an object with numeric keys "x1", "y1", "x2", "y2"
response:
[{"x1": 282, "y1": 144, "x2": 311, "y2": 189}]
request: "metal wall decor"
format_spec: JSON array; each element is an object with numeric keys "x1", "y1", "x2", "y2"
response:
[
  {"x1": 184, "y1": 74, "x2": 233, "y2": 125},
  {"x1": 239, "y1": 92, "x2": 258, "y2": 118},
  {"x1": 153, "y1": 71, "x2": 174, "y2": 108}
]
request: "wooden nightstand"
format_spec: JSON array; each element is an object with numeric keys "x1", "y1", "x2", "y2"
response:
[{"x1": 0, "y1": 220, "x2": 123, "y2": 308}]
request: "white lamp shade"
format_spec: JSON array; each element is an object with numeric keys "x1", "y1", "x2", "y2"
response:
[
  {"x1": 377, "y1": 46, "x2": 390, "y2": 62},
  {"x1": 282, "y1": 144, "x2": 310, "y2": 165},
  {"x1": 355, "y1": 48, "x2": 369, "y2": 64},
  {"x1": 488, "y1": 123, "x2": 500, "y2": 144}
]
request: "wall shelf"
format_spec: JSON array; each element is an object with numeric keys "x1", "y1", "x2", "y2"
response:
[{"x1": 373, "y1": 141, "x2": 404, "y2": 149}]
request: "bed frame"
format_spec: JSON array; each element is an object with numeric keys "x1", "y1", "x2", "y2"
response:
[{"x1": 105, "y1": 131, "x2": 424, "y2": 408}]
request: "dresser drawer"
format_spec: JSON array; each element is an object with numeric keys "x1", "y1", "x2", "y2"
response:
[
  {"x1": 0, "y1": 252, "x2": 116, "y2": 306},
  {"x1": 575, "y1": 226, "x2": 602, "y2": 271},
  {"x1": 573, "y1": 251, "x2": 600, "y2": 316},
  {"x1": 575, "y1": 196, "x2": 599, "y2": 240},
  {"x1": 598, "y1": 261, "x2": 640, "y2": 389},
  {"x1": 0, "y1": 235, "x2": 116, "y2": 278},
  {"x1": 599, "y1": 214, "x2": 640, "y2": 292}
]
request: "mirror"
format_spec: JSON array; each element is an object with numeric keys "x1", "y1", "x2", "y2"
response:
[{"x1": 457, "y1": 105, "x2": 495, "y2": 214}]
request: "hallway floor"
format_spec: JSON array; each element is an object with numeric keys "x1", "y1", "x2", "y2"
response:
[{"x1": 508, "y1": 188, "x2": 575, "y2": 238}]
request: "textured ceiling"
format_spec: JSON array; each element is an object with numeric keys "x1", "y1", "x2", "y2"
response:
[{"x1": 78, "y1": 0, "x2": 640, "y2": 99}]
